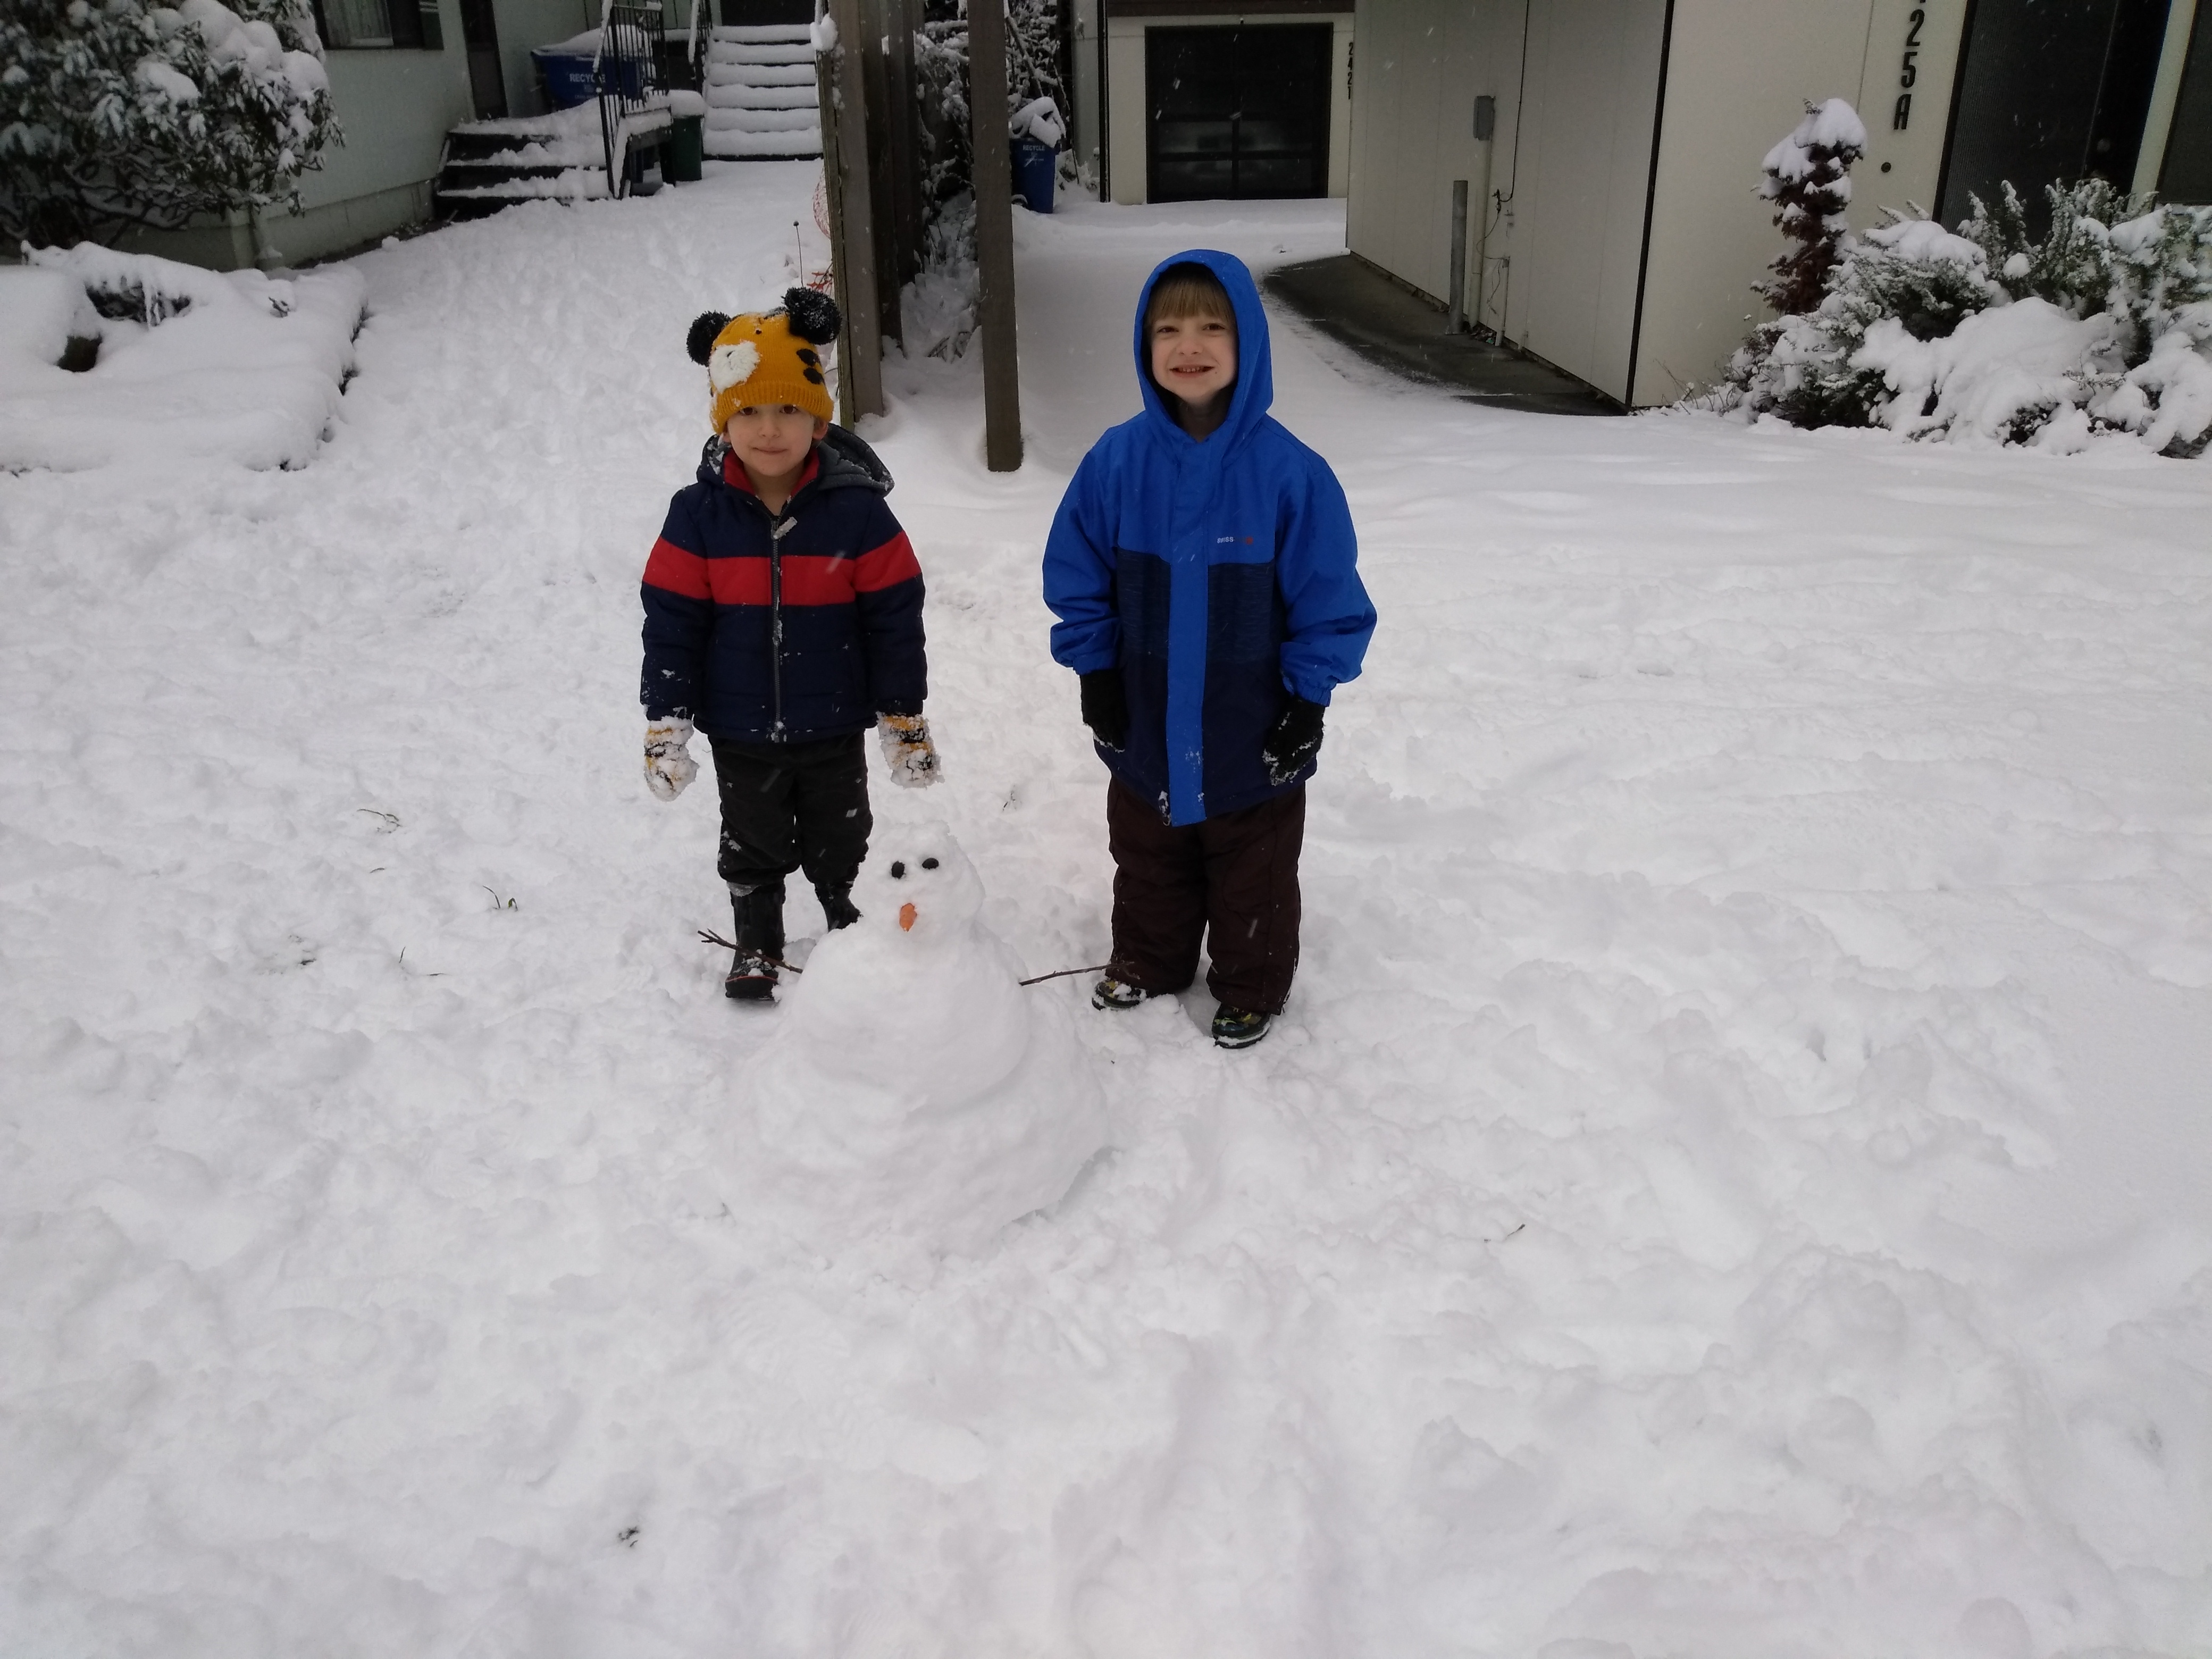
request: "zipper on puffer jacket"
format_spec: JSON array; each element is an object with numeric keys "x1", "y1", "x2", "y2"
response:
[{"x1": 768, "y1": 513, "x2": 797, "y2": 740}]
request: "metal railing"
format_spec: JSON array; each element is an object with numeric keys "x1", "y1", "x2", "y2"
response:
[{"x1": 592, "y1": 0, "x2": 668, "y2": 197}]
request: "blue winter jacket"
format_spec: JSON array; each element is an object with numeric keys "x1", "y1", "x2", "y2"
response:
[{"x1": 1043, "y1": 250, "x2": 1376, "y2": 826}]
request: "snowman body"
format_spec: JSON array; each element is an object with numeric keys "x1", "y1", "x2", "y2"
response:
[{"x1": 740, "y1": 825, "x2": 1108, "y2": 1253}]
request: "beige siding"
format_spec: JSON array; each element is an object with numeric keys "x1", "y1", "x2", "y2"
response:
[
  {"x1": 1628, "y1": 0, "x2": 1967, "y2": 406},
  {"x1": 1109, "y1": 16, "x2": 1148, "y2": 203},
  {"x1": 1347, "y1": 0, "x2": 1978, "y2": 407},
  {"x1": 1348, "y1": 0, "x2": 1522, "y2": 309},
  {"x1": 1074, "y1": 0, "x2": 1107, "y2": 188},
  {"x1": 1503, "y1": 0, "x2": 1665, "y2": 402}
]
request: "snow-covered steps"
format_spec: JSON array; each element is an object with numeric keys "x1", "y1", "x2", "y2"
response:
[
  {"x1": 701, "y1": 22, "x2": 820, "y2": 160},
  {"x1": 435, "y1": 103, "x2": 669, "y2": 217}
]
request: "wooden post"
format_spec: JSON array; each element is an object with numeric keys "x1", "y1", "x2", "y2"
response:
[
  {"x1": 859, "y1": 0, "x2": 901, "y2": 347},
  {"x1": 968, "y1": 0, "x2": 1023, "y2": 470},
  {"x1": 822, "y1": 0, "x2": 884, "y2": 419},
  {"x1": 882, "y1": 0, "x2": 926, "y2": 295}
]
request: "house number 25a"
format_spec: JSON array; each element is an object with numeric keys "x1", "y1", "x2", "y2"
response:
[{"x1": 1894, "y1": 6, "x2": 1924, "y2": 130}]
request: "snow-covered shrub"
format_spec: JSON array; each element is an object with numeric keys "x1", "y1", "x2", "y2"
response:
[
  {"x1": 1958, "y1": 178, "x2": 2128, "y2": 314},
  {"x1": 1004, "y1": 0, "x2": 1067, "y2": 153},
  {"x1": 1, "y1": 0, "x2": 339, "y2": 248},
  {"x1": 904, "y1": 7, "x2": 975, "y2": 357},
  {"x1": 1757, "y1": 97, "x2": 1865, "y2": 317},
  {"x1": 896, "y1": 0, "x2": 1070, "y2": 359},
  {"x1": 910, "y1": 0, "x2": 1068, "y2": 212},
  {"x1": 1, "y1": 242, "x2": 363, "y2": 470},
  {"x1": 912, "y1": 7, "x2": 970, "y2": 224},
  {"x1": 1721, "y1": 133, "x2": 2212, "y2": 456},
  {"x1": 1728, "y1": 213, "x2": 2002, "y2": 429}
]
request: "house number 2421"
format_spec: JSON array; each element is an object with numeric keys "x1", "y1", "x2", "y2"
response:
[{"x1": 1893, "y1": 6, "x2": 1925, "y2": 130}]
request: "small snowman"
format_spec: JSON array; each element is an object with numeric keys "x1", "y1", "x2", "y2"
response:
[{"x1": 738, "y1": 823, "x2": 1108, "y2": 1254}]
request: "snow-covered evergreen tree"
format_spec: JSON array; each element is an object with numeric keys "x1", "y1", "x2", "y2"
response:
[
  {"x1": 1, "y1": 0, "x2": 339, "y2": 248},
  {"x1": 1756, "y1": 97, "x2": 1866, "y2": 317}
]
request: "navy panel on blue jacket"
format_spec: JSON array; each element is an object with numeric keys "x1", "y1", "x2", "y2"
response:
[
  {"x1": 1042, "y1": 250, "x2": 1377, "y2": 826},
  {"x1": 640, "y1": 426, "x2": 926, "y2": 742}
]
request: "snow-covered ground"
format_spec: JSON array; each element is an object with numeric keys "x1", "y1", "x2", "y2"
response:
[{"x1": 3, "y1": 165, "x2": 2209, "y2": 1657}]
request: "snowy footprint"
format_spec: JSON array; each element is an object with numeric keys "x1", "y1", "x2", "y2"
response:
[{"x1": 734, "y1": 823, "x2": 1109, "y2": 1255}]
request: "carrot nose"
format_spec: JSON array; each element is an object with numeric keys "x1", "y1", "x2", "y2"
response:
[{"x1": 898, "y1": 902, "x2": 917, "y2": 932}]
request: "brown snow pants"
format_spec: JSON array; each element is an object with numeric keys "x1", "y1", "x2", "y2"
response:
[{"x1": 1107, "y1": 776, "x2": 1305, "y2": 1015}]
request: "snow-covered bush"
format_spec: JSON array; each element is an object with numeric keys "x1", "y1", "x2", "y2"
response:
[
  {"x1": 910, "y1": 0, "x2": 1068, "y2": 213},
  {"x1": 0, "y1": 242, "x2": 362, "y2": 469},
  {"x1": 1728, "y1": 213, "x2": 2003, "y2": 430},
  {"x1": 1003, "y1": 0, "x2": 1067, "y2": 149},
  {"x1": 0, "y1": 0, "x2": 338, "y2": 248},
  {"x1": 1721, "y1": 121, "x2": 2212, "y2": 456},
  {"x1": 902, "y1": 0, "x2": 1067, "y2": 359},
  {"x1": 912, "y1": 7, "x2": 970, "y2": 224}
]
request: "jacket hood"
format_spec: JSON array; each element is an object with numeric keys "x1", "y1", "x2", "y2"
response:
[
  {"x1": 696, "y1": 424, "x2": 894, "y2": 495},
  {"x1": 1132, "y1": 249, "x2": 1273, "y2": 455}
]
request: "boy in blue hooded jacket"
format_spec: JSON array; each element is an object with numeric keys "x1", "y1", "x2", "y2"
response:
[{"x1": 1043, "y1": 252, "x2": 1376, "y2": 1049}]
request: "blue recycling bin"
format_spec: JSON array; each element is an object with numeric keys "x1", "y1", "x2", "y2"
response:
[
  {"x1": 532, "y1": 49, "x2": 598, "y2": 109},
  {"x1": 1011, "y1": 137, "x2": 1056, "y2": 213},
  {"x1": 532, "y1": 46, "x2": 649, "y2": 108}
]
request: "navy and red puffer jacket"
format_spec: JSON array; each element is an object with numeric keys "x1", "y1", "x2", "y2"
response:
[{"x1": 640, "y1": 428, "x2": 926, "y2": 742}]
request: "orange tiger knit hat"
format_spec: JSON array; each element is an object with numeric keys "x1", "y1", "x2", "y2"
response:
[{"x1": 685, "y1": 287, "x2": 841, "y2": 431}]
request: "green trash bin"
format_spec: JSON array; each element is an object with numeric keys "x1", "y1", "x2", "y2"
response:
[{"x1": 668, "y1": 113, "x2": 705, "y2": 183}]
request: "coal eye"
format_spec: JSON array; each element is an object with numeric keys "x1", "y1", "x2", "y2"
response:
[
  {"x1": 889, "y1": 861, "x2": 906, "y2": 879},
  {"x1": 920, "y1": 857, "x2": 939, "y2": 870}
]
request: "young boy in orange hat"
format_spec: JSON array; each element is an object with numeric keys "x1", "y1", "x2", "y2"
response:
[{"x1": 639, "y1": 288, "x2": 940, "y2": 1001}]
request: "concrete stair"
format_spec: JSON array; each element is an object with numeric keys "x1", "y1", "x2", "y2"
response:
[{"x1": 701, "y1": 23, "x2": 820, "y2": 160}]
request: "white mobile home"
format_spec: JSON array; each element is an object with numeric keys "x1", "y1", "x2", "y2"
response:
[
  {"x1": 120, "y1": 0, "x2": 657, "y2": 269},
  {"x1": 1344, "y1": 0, "x2": 2212, "y2": 406}
]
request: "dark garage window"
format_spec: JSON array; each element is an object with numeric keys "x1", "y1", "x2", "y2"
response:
[
  {"x1": 2159, "y1": 2, "x2": 2212, "y2": 202},
  {"x1": 1939, "y1": 0, "x2": 2173, "y2": 229},
  {"x1": 1146, "y1": 23, "x2": 1333, "y2": 203}
]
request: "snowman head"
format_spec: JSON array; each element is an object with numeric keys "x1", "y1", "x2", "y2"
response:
[{"x1": 852, "y1": 822, "x2": 984, "y2": 941}]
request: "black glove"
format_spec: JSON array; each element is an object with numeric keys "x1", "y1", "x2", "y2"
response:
[
  {"x1": 1261, "y1": 696, "x2": 1326, "y2": 784},
  {"x1": 1080, "y1": 669, "x2": 1128, "y2": 751}
]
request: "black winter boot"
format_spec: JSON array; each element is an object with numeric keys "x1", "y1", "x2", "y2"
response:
[
  {"x1": 815, "y1": 884, "x2": 860, "y2": 932},
  {"x1": 725, "y1": 882, "x2": 786, "y2": 1002}
]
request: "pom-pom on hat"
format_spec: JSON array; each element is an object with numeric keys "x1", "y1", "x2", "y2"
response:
[{"x1": 688, "y1": 288, "x2": 842, "y2": 431}]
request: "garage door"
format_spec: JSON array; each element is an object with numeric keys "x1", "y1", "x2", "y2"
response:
[{"x1": 1147, "y1": 24, "x2": 1333, "y2": 202}]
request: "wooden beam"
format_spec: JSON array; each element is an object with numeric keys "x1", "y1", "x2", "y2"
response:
[
  {"x1": 823, "y1": 0, "x2": 884, "y2": 418},
  {"x1": 859, "y1": 0, "x2": 901, "y2": 347},
  {"x1": 882, "y1": 0, "x2": 927, "y2": 295},
  {"x1": 967, "y1": 0, "x2": 1024, "y2": 471}
]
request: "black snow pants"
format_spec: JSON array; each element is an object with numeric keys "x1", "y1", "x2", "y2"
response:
[
  {"x1": 708, "y1": 732, "x2": 873, "y2": 904},
  {"x1": 1106, "y1": 775, "x2": 1305, "y2": 1015}
]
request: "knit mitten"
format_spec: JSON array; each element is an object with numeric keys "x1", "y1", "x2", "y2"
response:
[
  {"x1": 878, "y1": 713, "x2": 941, "y2": 787},
  {"x1": 1261, "y1": 697, "x2": 1325, "y2": 784},
  {"x1": 644, "y1": 717, "x2": 698, "y2": 800}
]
